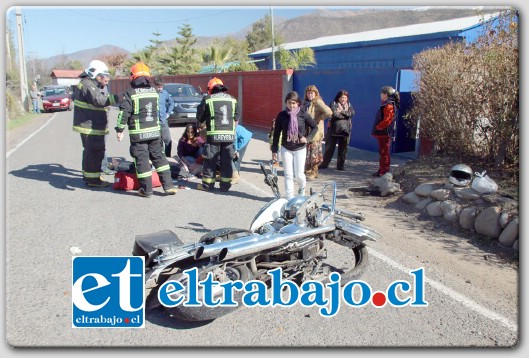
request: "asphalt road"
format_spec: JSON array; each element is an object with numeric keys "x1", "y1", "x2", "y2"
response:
[{"x1": 5, "y1": 108, "x2": 519, "y2": 348}]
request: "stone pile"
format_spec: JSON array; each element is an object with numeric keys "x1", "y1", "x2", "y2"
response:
[{"x1": 401, "y1": 181, "x2": 519, "y2": 250}]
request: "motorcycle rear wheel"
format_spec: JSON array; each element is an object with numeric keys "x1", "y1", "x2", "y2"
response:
[{"x1": 164, "y1": 263, "x2": 252, "y2": 322}]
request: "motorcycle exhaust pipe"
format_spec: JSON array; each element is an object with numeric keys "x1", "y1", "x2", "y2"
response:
[
  {"x1": 194, "y1": 234, "x2": 262, "y2": 260},
  {"x1": 194, "y1": 225, "x2": 334, "y2": 261}
]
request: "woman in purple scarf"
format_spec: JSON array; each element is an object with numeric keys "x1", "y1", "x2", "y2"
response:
[{"x1": 271, "y1": 92, "x2": 318, "y2": 199}]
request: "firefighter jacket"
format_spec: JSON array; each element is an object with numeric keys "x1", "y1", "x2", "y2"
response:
[
  {"x1": 116, "y1": 80, "x2": 161, "y2": 143},
  {"x1": 197, "y1": 92, "x2": 240, "y2": 143},
  {"x1": 72, "y1": 74, "x2": 118, "y2": 136}
]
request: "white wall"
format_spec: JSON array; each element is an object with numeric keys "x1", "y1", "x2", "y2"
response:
[{"x1": 52, "y1": 78, "x2": 81, "y2": 86}]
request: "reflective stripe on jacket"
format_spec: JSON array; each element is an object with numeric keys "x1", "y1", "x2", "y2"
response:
[
  {"x1": 72, "y1": 76, "x2": 117, "y2": 136},
  {"x1": 116, "y1": 84, "x2": 161, "y2": 143},
  {"x1": 197, "y1": 92, "x2": 239, "y2": 143}
]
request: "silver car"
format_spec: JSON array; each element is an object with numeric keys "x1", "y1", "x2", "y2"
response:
[{"x1": 164, "y1": 83, "x2": 203, "y2": 126}]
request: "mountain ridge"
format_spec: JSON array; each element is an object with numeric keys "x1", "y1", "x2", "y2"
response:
[{"x1": 39, "y1": 7, "x2": 502, "y2": 70}]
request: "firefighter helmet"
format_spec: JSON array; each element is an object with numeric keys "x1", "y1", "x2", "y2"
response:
[
  {"x1": 207, "y1": 77, "x2": 224, "y2": 94},
  {"x1": 448, "y1": 164, "x2": 473, "y2": 187},
  {"x1": 85, "y1": 60, "x2": 110, "y2": 79},
  {"x1": 130, "y1": 62, "x2": 151, "y2": 80}
]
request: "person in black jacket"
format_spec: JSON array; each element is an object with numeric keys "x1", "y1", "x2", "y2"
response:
[
  {"x1": 271, "y1": 91, "x2": 318, "y2": 199},
  {"x1": 115, "y1": 62, "x2": 177, "y2": 197},
  {"x1": 371, "y1": 86, "x2": 400, "y2": 177},
  {"x1": 319, "y1": 89, "x2": 355, "y2": 171},
  {"x1": 72, "y1": 59, "x2": 119, "y2": 188}
]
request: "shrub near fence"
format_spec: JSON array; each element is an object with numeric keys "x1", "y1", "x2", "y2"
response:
[{"x1": 408, "y1": 10, "x2": 519, "y2": 170}]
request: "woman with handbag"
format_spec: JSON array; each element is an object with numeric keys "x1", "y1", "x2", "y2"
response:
[{"x1": 319, "y1": 90, "x2": 355, "y2": 171}]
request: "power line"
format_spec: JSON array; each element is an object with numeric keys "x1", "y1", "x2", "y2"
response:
[{"x1": 68, "y1": 9, "x2": 236, "y2": 24}]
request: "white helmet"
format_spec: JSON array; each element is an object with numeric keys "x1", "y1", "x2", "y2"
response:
[
  {"x1": 448, "y1": 164, "x2": 473, "y2": 187},
  {"x1": 85, "y1": 60, "x2": 110, "y2": 79}
]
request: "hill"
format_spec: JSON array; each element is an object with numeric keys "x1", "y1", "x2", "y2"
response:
[{"x1": 39, "y1": 7, "x2": 503, "y2": 69}]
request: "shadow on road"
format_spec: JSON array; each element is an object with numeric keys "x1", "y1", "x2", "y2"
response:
[{"x1": 8, "y1": 163, "x2": 93, "y2": 191}]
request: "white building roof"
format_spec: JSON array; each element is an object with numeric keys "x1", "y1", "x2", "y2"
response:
[{"x1": 251, "y1": 13, "x2": 496, "y2": 56}]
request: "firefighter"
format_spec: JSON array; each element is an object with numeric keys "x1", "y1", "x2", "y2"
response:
[
  {"x1": 115, "y1": 62, "x2": 177, "y2": 197},
  {"x1": 72, "y1": 59, "x2": 119, "y2": 187},
  {"x1": 196, "y1": 77, "x2": 240, "y2": 192}
]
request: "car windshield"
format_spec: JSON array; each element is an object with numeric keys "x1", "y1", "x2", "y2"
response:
[
  {"x1": 165, "y1": 85, "x2": 200, "y2": 97},
  {"x1": 45, "y1": 88, "x2": 67, "y2": 96}
]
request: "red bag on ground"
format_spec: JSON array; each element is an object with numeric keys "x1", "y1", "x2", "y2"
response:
[{"x1": 113, "y1": 171, "x2": 162, "y2": 191}]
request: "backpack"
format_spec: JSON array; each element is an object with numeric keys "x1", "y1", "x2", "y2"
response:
[{"x1": 113, "y1": 170, "x2": 162, "y2": 191}]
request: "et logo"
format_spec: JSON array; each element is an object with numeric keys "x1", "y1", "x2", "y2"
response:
[{"x1": 72, "y1": 256, "x2": 144, "y2": 328}]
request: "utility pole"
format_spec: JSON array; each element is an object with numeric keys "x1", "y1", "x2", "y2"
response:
[
  {"x1": 6, "y1": 31, "x2": 12, "y2": 73},
  {"x1": 16, "y1": 7, "x2": 29, "y2": 111},
  {"x1": 270, "y1": 6, "x2": 276, "y2": 70}
]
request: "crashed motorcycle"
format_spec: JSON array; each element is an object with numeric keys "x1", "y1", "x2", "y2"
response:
[{"x1": 132, "y1": 162, "x2": 382, "y2": 321}]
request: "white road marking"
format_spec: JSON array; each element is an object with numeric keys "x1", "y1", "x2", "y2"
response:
[
  {"x1": 244, "y1": 177, "x2": 518, "y2": 333},
  {"x1": 6, "y1": 114, "x2": 57, "y2": 158}
]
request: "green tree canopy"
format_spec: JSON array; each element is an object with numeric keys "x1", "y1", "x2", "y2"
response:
[{"x1": 246, "y1": 14, "x2": 283, "y2": 53}]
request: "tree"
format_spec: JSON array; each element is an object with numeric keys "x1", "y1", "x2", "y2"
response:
[
  {"x1": 226, "y1": 61, "x2": 258, "y2": 72},
  {"x1": 158, "y1": 23, "x2": 200, "y2": 75},
  {"x1": 125, "y1": 32, "x2": 163, "y2": 73},
  {"x1": 65, "y1": 60, "x2": 84, "y2": 70},
  {"x1": 277, "y1": 47, "x2": 316, "y2": 70},
  {"x1": 103, "y1": 52, "x2": 129, "y2": 76},
  {"x1": 408, "y1": 9, "x2": 518, "y2": 169},
  {"x1": 246, "y1": 14, "x2": 283, "y2": 53},
  {"x1": 202, "y1": 45, "x2": 233, "y2": 72}
]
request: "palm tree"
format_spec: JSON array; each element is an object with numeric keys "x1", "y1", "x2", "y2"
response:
[
  {"x1": 278, "y1": 47, "x2": 316, "y2": 70},
  {"x1": 202, "y1": 46, "x2": 233, "y2": 73}
]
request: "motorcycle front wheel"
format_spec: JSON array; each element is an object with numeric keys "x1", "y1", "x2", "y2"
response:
[
  {"x1": 339, "y1": 244, "x2": 369, "y2": 283},
  {"x1": 164, "y1": 263, "x2": 252, "y2": 322}
]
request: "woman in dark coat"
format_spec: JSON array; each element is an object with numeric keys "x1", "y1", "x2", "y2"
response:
[
  {"x1": 271, "y1": 91, "x2": 318, "y2": 199},
  {"x1": 319, "y1": 89, "x2": 355, "y2": 171}
]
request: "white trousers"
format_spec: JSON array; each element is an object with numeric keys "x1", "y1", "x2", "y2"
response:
[{"x1": 281, "y1": 146, "x2": 307, "y2": 199}]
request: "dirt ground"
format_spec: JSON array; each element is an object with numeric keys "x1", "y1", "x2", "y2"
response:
[{"x1": 373, "y1": 153, "x2": 519, "y2": 265}]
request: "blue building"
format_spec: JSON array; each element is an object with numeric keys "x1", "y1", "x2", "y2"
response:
[{"x1": 249, "y1": 14, "x2": 497, "y2": 154}]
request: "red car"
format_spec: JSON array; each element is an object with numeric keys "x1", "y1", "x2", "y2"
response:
[{"x1": 42, "y1": 85, "x2": 72, "y2": 112}]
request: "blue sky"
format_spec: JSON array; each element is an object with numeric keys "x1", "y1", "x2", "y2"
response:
[
  {"x1": 6, "y1": 6, "x2": 379, "y2": 60},
  {"x1": 6, "y1": 6, "x2": 358, "y2": 58}
]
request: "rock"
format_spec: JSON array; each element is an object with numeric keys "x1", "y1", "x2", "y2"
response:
[
  {"x1": 431, "y1": 188, "x2": 451, "y2": 201},
  {"x1": 459, "y1": 207, "x2": 478, "y2": 230},
  {"x1": 444, "y1": 181, "x2": 455, "y2": 190},
  {"x1": 454, "y1": 188, "x2": 481, "y2": 200},
  {"x1": 426, "y1": 201, "x2": 443, "y2": 217},
  {"x1": 380, "y1": 181, "x2": 400, "y2": 197},
  {"x1": 373, "y1": 173, "x2": 393, "y2": 187},
  {"x1": 499, "y1": 211, "x2": 511, "y2": 228},
  {"x1": 474, "y1": 207, "x2": 502, "y2": 238},
  {"x1": 513, "y1": 240, "x2": 519, "y2": 251},
  {"x1": 441, "y1": 201, "x2": 461, "y2": 222},
  {"x1": 498, "y1": 218, "x2": 518, "y2": 247},
  {"x1": 402, "y1": 192, "x2": 422, "y2": 205},
  {"x1": 415, "y1": 197, "x2": 433, "y2": 210},
  {"x1": 415, "y1": 183, "x2": 439, "y2": 197},
  {"x1": 69, "y1": 246, "x2": 82, "y2": 255}
]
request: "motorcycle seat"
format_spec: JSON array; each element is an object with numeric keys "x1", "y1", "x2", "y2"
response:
[{"x1": 132, "y1": 230, "x2": 183, "y2": 267}]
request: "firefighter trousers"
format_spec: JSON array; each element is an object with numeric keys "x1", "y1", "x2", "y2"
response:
[
  {"x1": 80, "y1": 134, "x2": 106, "y2": 184},
  {"x1": 202, "y1": 142, "x2": 234, "y2": 192},
  {"x1": 130, "y1": 139, "x2": 174, "y2": 194}
]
